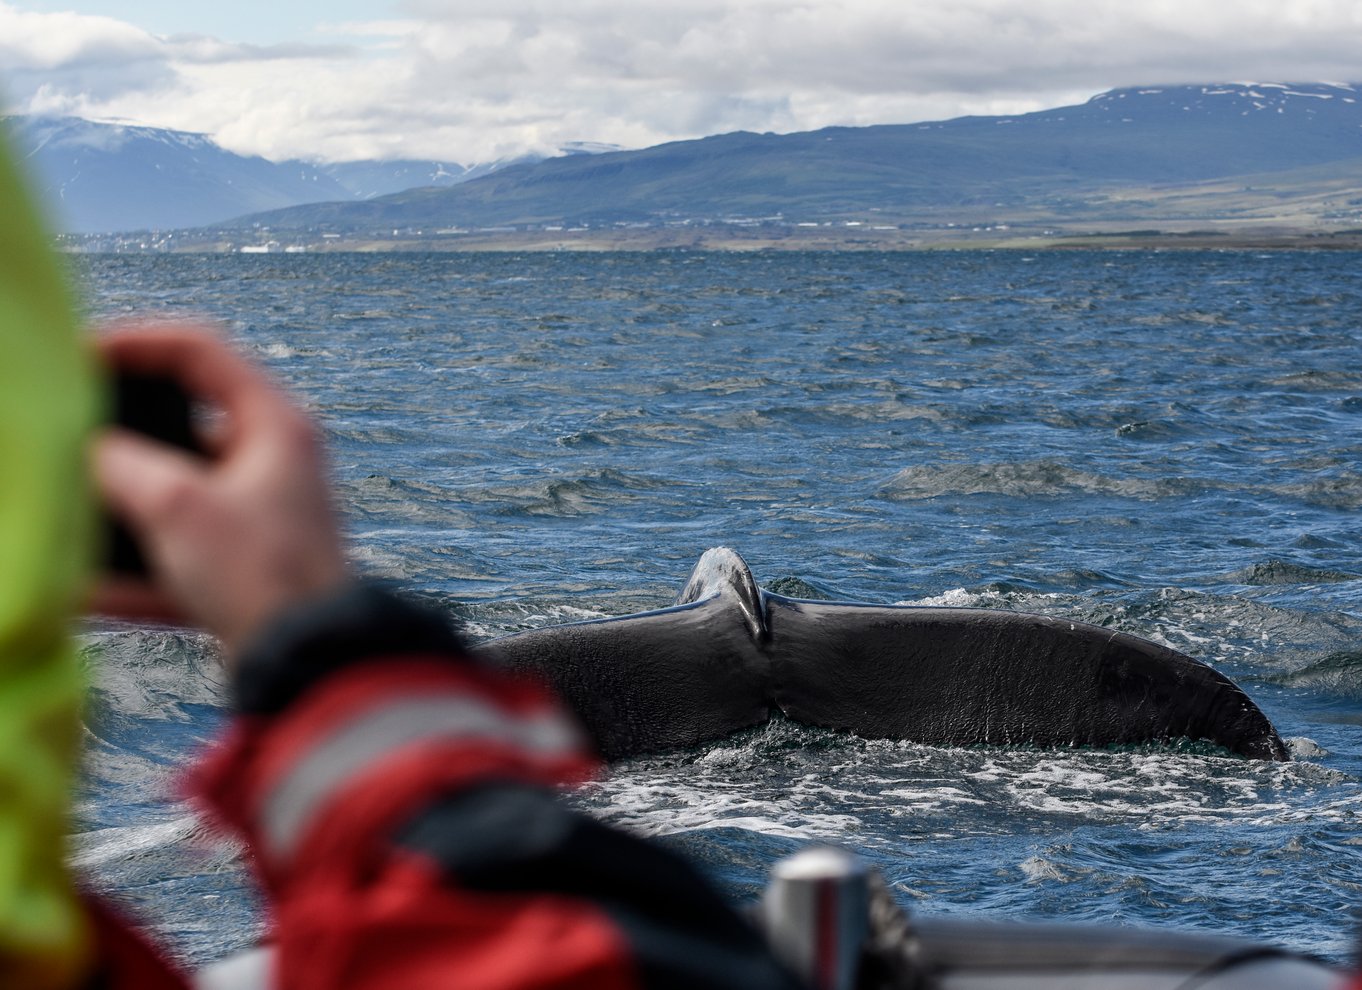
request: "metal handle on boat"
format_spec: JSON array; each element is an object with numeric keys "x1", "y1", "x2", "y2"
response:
[{"x1": 761, "y1": 847, "x2": 871, "y2": 990}]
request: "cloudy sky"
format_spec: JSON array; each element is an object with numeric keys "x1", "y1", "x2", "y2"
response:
[{"x1": 2, "y1": 0, "x2": 1359, "y2": 165}]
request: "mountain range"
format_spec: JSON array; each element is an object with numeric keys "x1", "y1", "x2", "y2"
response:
[
  {"x1": 234, "y1": 82, "x2": 1362, "y2": 240},
  {"x1": 1, "y1": 115, "x2": 580, "y2": 233},
  {"x1": 9, "y1": 82, "x2": 1362, "y2": 244}
]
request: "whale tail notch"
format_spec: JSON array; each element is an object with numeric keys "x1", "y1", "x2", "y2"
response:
[{"x1": 675, "y1": 547, "x2": 768, "y2": 644}]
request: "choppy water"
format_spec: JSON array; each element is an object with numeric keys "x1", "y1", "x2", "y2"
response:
[{"x1": 71, "y1": 249, "x2": 1362, "y2": 967}]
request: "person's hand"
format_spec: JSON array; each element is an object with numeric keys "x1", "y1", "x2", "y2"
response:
[{"x1": 89, "y1": 324, "x2": 351, "y2": 662}]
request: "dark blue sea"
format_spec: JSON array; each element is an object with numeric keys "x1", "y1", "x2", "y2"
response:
[{"x1": 71, "y1": 250, "x2": 1362, "y2": 968}]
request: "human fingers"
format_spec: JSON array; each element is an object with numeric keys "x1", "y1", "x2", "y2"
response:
[
  {"x1": 91, "y1": 328, "x2": 351, "y2": 654},
  {"x1": 96, "y1": 323, "x2": 295, "y2": 445},
  {"x1": 92, "y1": 426, "x2": 211, "y2": 544},
  {"x1": 87, "y1": 427, "x2": 206, "y2": 624}
]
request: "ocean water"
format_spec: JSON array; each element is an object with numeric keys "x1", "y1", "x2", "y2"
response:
[{"x1": 70, "y1": 249, "x2": 1362, "y2": 967}]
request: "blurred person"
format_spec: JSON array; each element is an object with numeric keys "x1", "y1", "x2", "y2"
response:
[
  {"x1": 1, "y1": 123, "x2": 800, "y2": 989},
  {"x1": 0, "y1": 110, "x2": 101, "y2": 990}
]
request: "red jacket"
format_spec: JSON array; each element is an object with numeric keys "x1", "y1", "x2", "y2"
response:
[{"x1": 85, "y1": 585, "x2": 800, "y2": 990}]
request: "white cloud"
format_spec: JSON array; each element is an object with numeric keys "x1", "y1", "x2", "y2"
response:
[
  {"x1": 2, "y1": 0, "x2": 1361, "y2": 164},
  {"x1": 0, "y1": 4, "x2": 170, "y2": 105},
  {"x1": 0, "y1": 5, "x2": 159, "y2": 69}
]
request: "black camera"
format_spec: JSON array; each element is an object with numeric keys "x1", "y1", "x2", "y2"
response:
[{"x1": 104, "y1": 371, "x2": 203, "y2": 574}]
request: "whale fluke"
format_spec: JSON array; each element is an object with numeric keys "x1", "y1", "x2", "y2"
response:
[
  {"x1": 477, "y1": 548, "x2": 1288, "y2": 761},
  {"x1": 767, "y1": 598, "x2": 1285, "y2": 759}
]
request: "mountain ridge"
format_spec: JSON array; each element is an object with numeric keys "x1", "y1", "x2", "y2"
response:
[
  {"x1": 220, "y1": 82, "x2": 1362, "y2": 240},
  {"x1": 1, "y1": 115, "x2": 584, "y2": 233},
  {"x1": 13, "y1": 82, "x2": 1362, "y2": 245}
]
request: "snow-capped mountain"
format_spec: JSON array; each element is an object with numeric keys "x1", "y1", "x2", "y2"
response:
[
  {"x1": 3, "y1": 114, "x2": 623, "y2": 233},
  {"x1": 958, "y1": 82, "x2": 1362, "y2": 177},
  {"x1": 1, "y1": 116, "x2": 511, "y2": 233},
  {"x1": 1085, "y1": 81, "x2": 1359, "y2": 119},
  {"x1": 5, "y1": 116, "x2": 353, "y2": 233}
]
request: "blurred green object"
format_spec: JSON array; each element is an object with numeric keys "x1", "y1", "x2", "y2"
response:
[{"x1": 0, "y1": 119, "x2": 97, "y2": 986}]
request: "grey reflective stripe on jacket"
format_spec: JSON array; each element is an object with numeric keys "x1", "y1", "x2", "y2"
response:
[
  {"x1": 194, "y1": 947, "x2": 272, "y2": 990},
  {"x1": 259, "y1": 692, "x2": 585, "y2": 862}
]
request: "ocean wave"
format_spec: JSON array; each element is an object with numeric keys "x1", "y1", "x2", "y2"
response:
[
  {"x1": 340, "y1": 474, "x2": 478, "y2": 526},
  {"x1": 765, "y1": 575, "x2": 838, "y2": 600},
  {"x1": 80, "y1": 629, "x2": 226, "y2": 720},
  {"x1": 1268, "y1": 652, "x2": 1362, "y2": 698},
  {"x1": 879, "y1": 461, "x2": 1196, "y2": 501},
  {"x1": 69, "y1": 813, "x2": 208, "y2": 870},
  {"x1": 1271, "y1": 474, "x2": 1362, "y2": 511},
  {"x1": 900, "y1": 587, "x2": 1062, "y2": 610},
  {"x1": 1267, "y1": 370, "x2": 1362, "y2": 391},
  {"x1": 250, "y1": 341, "x2": 333, "y2": 361},
  {"x1": 1113, "y1": 418, "x2": 1181, "y2": 441},
  {"x1": 1224, "y1": 559, "x2": 1361, "y2": 586},
  {"x1": 465, "y1": 603, "x2": 613, "y2": 641},
  {"x1": 556, "y1": 430, "x2": 613, "y2": 448},
  {"x1": 487, "y1": 468, "x2": 675, "y2": 517}
]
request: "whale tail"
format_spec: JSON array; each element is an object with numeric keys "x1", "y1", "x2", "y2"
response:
[{"x1": 478, "y1": 549, "x2": 1288, "y2": 761}]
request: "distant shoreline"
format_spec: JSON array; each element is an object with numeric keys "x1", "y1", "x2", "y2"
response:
[
  {"x1": 66, "y1": 232, "x2": 1362, "y2": 253},
  {"x1": 62, "y1": 226, "x2": 1362, "y2": 254}
]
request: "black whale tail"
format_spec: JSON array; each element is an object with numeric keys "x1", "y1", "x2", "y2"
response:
[{"x1": 478, "y1": 548, "x2": 1288, "y2": 761}]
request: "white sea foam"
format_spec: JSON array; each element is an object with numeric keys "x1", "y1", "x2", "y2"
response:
[
  {"x1": 69, "y1": 812, "x2": 204, "y2": 870},
  {"x1": 1019, "y1": 856, "x2": 1069, "y2": 883},
  {"x1": 573, "y1": 720, "x2": 1362, "y2": 859}
]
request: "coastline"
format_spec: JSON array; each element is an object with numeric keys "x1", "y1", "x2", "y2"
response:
[{"x1": 61, "y1": 222, "x2": 1362, "y2": 254}]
